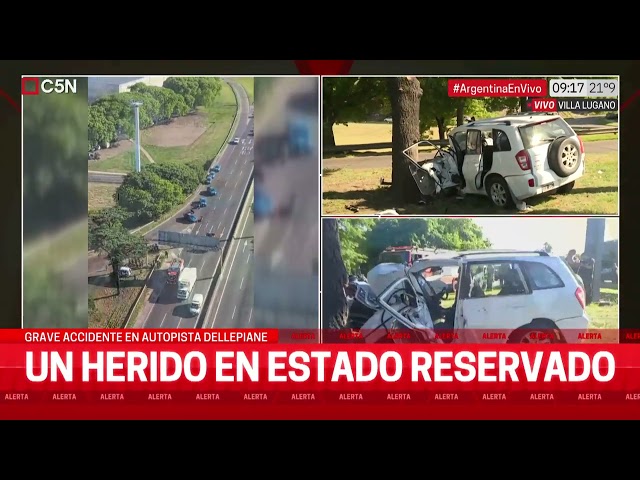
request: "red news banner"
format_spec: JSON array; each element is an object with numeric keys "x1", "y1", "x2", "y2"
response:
[{"x1": 2, "y1": 329, "x2": 640, "y2": 419}]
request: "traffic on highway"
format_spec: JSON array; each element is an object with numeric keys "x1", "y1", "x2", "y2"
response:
[{"x1": 138, "y1": 81, "x2": 254, "y2": 329}]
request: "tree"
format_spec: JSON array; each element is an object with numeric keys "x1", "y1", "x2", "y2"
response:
[
  {"x1": 322, "y1": 77, "x2": 388, "y2": 147},
  {"x1": 337, "y1": 218, "x2": 374, "y2": 273},
  {"x1": 363, "y1": 218, "x2": 491, "y2": 264},
  {"x1": 163, "y1": 77, "x2": 222, "y2": 111},
  {"x1": 88, "y1": 105, "x2": 117, "y2": 148},
  {"x1": 387, "y1": 77, "x2": 423, "y2": 203},
  {"x1": 322, "y1": 219, "x2": 350, "y2": 329},
  {"x1": 116, "y1": 171, "x2": 184, "y2": 221},
  {"x1": 129, "y1": 83, "x2": 187, "y2": 122},
  {"x1": 147, "y1": 163, "x2": 201, "y2": 195},
  {"x1": 89, "y1": 209, "x2": 148, "y2": 295}
]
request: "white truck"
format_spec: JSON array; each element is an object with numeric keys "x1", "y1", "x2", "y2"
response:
[{"x1": 177, "y1": 267, "x2": 197, "y2": 300}]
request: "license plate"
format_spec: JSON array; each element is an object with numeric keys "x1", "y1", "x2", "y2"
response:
[{"x1": 541, "y1": 183, "x2": 555, "y2": 192}]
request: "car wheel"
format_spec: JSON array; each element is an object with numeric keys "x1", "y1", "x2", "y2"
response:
[
  {"x1": 557, "y1": 181, "x2": 575, "y2": 194},
  {"x1": 548, "y1": 136, "x2": 582, "y2": 177},
  {"x1": 485, "y1": 176, "x2": 515, "y2": 209}
]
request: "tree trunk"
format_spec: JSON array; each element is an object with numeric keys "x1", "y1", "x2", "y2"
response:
[
  {"x1": 456, "y1": 105, "x2": 464, "y2": 126},
  {"x1": 388, "y1": 77, "x2": 423, "y2": 203},
  {"x1": 322, "y1": 219, "x2": 349, "y2": 329},
  {"x1": 520, "y1": 97, "x2": 530, "y2": 112},
  {"x1": 436, "y1": 117, "x2": 446, "y2": 140},
  {"x1": 322, "y1": 122, "x2": 336, "y2": 148}
]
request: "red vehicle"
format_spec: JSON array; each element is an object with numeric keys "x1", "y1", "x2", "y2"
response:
[{"x1": 166, "y1": 258, "x2": 184, "y2": 284}]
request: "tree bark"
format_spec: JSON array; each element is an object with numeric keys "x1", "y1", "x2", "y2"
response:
[
  {"x1": 436, "y1": 117, "x2": 446, "y2": 140},
  {"x1": 456, "y1": 105, "x2": 464, "y2": 126},
  {"x1": 388, "y1": 77, "x2": 423, "y2": 203},
  {"x1": 322, "y1": 219, "x2": 349, "y2": 329},
  {"x1": 520, "y1": 97, "x2": 530, "y2": 112},
  {"x1": 322, "y1": 122, "x2": 336, "y2": 148}
]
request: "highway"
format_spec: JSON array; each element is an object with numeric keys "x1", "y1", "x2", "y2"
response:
[
  {"x1": 138, "y1": 81, "x2": 254, "y2": 329},
  {"x1": 202, "y1": 192, "x2": 254, "y2": 328}
]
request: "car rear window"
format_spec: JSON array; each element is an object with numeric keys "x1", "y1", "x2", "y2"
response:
[
  {"x1": 519, "y1": 118, "x2": 575, "y2": 149},
  {"x1": 522, "y1": 262, "x2": 564, "y2": 290}
]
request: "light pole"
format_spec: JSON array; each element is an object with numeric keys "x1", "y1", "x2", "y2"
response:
[{"x1": 131, "y1": 101, "x2": 143, "y2": 172}]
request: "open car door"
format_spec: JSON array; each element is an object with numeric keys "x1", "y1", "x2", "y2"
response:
[
  {"x1": 461, "y1": 129, "x2": 483, "y2": 193},
  {"x1": 402, "y1": 141, "x2": 438, "y2": 197}
]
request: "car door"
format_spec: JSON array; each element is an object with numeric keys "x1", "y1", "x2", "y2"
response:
[
  {"x1": 454, "y1": 259, "x2": 533, "y2": 342},
  {"x1": 461, "y1": 129, "x2": 483, "y2": 192}
]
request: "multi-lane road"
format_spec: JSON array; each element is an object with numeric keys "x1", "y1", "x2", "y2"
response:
[
  {"x1": 138, "y1": 81, "x2": 253, "y2": 329},
  {"x1": 202, "y1": 190, "x2": 254, "y2": 328}
]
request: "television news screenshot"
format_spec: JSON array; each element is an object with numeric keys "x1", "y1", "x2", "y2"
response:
[{"x1": 7, "y1": 60, "x2": 639, "y2": 420}]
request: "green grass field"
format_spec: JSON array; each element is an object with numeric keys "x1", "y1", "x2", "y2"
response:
[
  {"x1": 228, "y1": 77, "x2": 254, "y2": 104},
  {"x1": 88, "y1": 183, "x2": 118, "y2": 211},
  {"x1": 90, "y1": 81, "x2": 238, "y2": 173}
]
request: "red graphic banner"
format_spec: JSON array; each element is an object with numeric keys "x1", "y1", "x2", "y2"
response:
[
  {"x1": 294, "y1": 60, "x2": 354, "y2": 75},
  {"x1": 0, "y1": 330, "x2": 639, "y2": 419}
]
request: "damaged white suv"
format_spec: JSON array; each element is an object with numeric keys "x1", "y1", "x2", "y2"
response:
[{"x1": 405, "y1": 114, "x2": 586, "y2": 208}]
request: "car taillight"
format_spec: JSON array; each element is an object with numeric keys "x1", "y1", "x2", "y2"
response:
[
  {"x1": 578, "y1": 136, "x2": 585, "y2": 153},
  {"x1": 575, "y1": 286, "x2": 586, "y2": 309},
  {"x1": 515, "y1": 150, "x2": 531, "y2": 170}
]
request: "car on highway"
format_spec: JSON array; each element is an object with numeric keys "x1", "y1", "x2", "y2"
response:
[
  {"x1": 212, "y1": 165, "x2": 221, "y2": 173},
  {"x1": 184, "y1": 212, "x2": 198, "y2": 223},
  {"x1": 208, "y1": 172, "x2": 216, "y2": 180},
  {"x1": 231, "y1": 137, "x2": 240, "y2": 145},
  {"x1": 208, "y1": 186, "x2": 217, "y2": 196},
  {"x1": 199, "y1": 197, "x2": 207, "y2": 207},
  {"x1": 204, "y1": 177, "x2": 212, "y2": 185},
  {"x1": 190, "y1": 293, "x2": 204, "y2": 316},
  {"x1": 412, "y1": 114, "x2": 586, "y2": 208}
]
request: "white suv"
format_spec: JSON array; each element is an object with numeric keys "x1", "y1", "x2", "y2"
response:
[
  {"x1": 360, "y1": 250, "x2": 590, "y2": 344},
  {"x1": 408, "y1": 114, "x2": 586, "y2": 208}
]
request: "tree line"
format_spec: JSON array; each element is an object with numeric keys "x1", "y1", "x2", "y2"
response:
[
  {"x1": 322, "y1": 77, "x2": 530, "y2": 147},
  {"x1": 89, "y1": 77, "x2": 223, "y2": 150},
  {"x1": 337, "y1": 217, "x2": 491, "y2": 274}
]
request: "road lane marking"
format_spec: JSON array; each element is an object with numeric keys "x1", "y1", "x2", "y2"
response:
[
  {"x1": 186, "y1": 258, "x2": 192, "y2": 267},
  {"x1": 201, "y1": 258, "x2": 207, "y2": 269},
  {"x1": 221, "y1": 227, "x2": 226, "y2": 237},
  {"x1": 242, "y1": 240, "x2": 247, "y2": 252},
  {"x1": 210, "y1": 199, "x2": 252, "y2": 327},
  {"x1": 224, "y1": 207, "x2": 228, "y2": 215},
  {"x1": 232, "y1": 305, "x2": 237, "y2": 319},
  {"x1": 247, "y1": 307, "x2": 253, "y2": 325},
  {"x1": 240, "y1": 276, "x2": 244, "y2": 289},
  {"x1": 204, "y1": 222, "x2": 208, "y2": 230},
  {"x1": 217, "y1": 221, "x2": 222, "y2": 231},
  {"x1": 246, "y1": 253, "x2": 250, "y2": 263},
  {"x1": 160, "y1": 313, "x2": 168, "y2": 328}
]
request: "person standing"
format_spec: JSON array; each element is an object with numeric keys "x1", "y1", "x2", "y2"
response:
[{"x1": 565, "y1": 249, "x2": 580, "y2": 273}]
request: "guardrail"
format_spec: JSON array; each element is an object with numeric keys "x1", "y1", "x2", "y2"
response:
[
  {"x1": 323, "y1": 126, "x2": 618, "y2": 155},
  {"x1": 196, "y1": 178, "x2": 253, "y2": 328}
]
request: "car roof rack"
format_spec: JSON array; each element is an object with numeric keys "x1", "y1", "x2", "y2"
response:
[
  {"x1": 457, "y1": 249, "x2": 549, "y2": 257},
  {"x1": 511, "y1": 111, "x2": 556, "y2": 116},
  {"x1": 466, "y1": 120, "x2": 512, "y2": 127}
]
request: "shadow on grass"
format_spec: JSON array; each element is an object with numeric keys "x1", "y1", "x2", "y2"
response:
[
  {"x1": 323, "y1": 168, "x2": 341, "y2": 177},
  {"x1": 571, "y1": 186, "x2": 618, "y2": 195}
]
